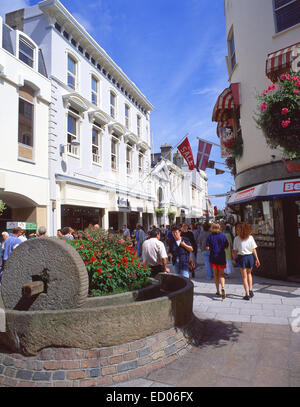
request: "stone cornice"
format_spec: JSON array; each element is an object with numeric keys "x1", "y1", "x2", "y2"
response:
[{"x1": 38, "y1": 0, "x2": 154, "y2": 112}]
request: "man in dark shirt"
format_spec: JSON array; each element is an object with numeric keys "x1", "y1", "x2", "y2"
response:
[
  {"x1": 169, "y1": 226, "x2": 193, "y2": 278},
  {"x1": 181, "y1": 223, "x2": 197, "y2": 277}
]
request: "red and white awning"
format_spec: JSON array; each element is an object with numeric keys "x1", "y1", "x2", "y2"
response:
[
  {"x1": 266, "y1": 43, "x2": 300, "y2": 82},
  {"x1": 212, "y1": 88, "x2": 234, "y2": 122}
]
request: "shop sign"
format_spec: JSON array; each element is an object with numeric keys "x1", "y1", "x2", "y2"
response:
[
  {"x1": 6, "y1": 222, "x2": 37, "y2": 230},
  {"x1": 230, "y1": 187, "x2": 255, "y2": 203},
  {"x1": 117, "y1": 197, "x2": 129, "y2": 208},
  {"x1": 285, "y1": 163, "x2": 300, "y2": 173},
  {"x1": 283, "y1": 181, "x2": 300, "y2": 193}
]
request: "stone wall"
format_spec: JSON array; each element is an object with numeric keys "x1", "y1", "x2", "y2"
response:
[{"x1": 0, "y1": 326, "x2": 192, "y2": 387}]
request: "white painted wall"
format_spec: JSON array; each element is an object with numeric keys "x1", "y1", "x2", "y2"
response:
[{"x1": 225, "y1": 0, "x2": 300, "y2": 173}]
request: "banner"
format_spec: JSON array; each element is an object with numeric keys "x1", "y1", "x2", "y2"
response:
[
  {"x1": 177, "y1": 137, "x2": 195, "y2": 170},
  {"x1": 196, "y1": 139, "x2": 212, "y2": 171},
  {"x1": 207, "y1": 160, "x2": 215, "y2": 169},
  {"x1": 219, "y1": 126, "x2": 233, "y2": 158},
  {"x1": 215, "y1": 168, "x2": 225, "y2": 175}
]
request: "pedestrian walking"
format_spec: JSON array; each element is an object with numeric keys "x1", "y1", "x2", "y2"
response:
[
  {"x1": 142, "y1": 228, "x2": 170, "y2": 277},
  {"x1": 19, "y1": 230, "x2": 27, "y2": 242},
  {"x1": 224, "y1": 224, "x2": 234, "y2": 277},
  {"x1": 232, "y1": 222, "x2": 260, "y2": 300},
  {"x1": 181, "y1": 223, "x2": 197, "y2": 278},
  {"x1": 61, "y1": 226, "x2": 74, "y2": 240},
  {"x1": 205, "y1": 223, "x2": 229, "y2": 299},
  {"x1": 2, "y1": 226, "x2": 23, "y2": 266},
  {"x1": 136, "y1": 224, "x2": 146, "y2": 258},
  {"x1": 37, "y1": 226, "x2": 47, "y2": 237},
  {"x1": 169, "y1": 225, "x2": 193, "y2": 279},
  {"x1": 199, "y1": 223, "x2": 213, "y2": 279}
]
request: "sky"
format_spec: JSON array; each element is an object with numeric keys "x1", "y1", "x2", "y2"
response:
[{"x1": 0, "y1": 0, "x2": 235, "y2": 210}]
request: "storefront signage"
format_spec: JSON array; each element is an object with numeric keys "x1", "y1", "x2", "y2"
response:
[
  {"x1": 283, "y1": 181, "x2": 300, "y2": 192},
  {"x1": 117, "y1": 197, "x2": 129, "y2": 208},
  {"x1": 6, "y1": 222, "x2": 37, "y2": 230},
  {"x1": 285, "y1": 163, "x2": 300, "y2": 173},
  {"x1": 231, "y1": 188, "x2": 255, "y2": 203}
]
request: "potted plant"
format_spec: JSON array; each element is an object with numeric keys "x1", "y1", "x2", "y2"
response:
[{"x1": 255, "y1": 72, "x2": 300, "y2": 159}]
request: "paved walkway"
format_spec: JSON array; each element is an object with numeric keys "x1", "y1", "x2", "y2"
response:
[{"x1": 114, "y1": 254, "x2": 300, "y2": 387}]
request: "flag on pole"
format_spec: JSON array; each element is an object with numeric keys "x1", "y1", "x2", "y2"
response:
[
  {"x1": 177, "y1": 136, "x2": 195, "y2": 170},
  {"x1": 207, "y1": 160, "x2": 215, "y2": 169},
  {"x1": 215, "y1": 168, "x2": 225, "y2": 175},
  {"x1": 196, "y1": 139, "x2": 213, "y2": 171}
]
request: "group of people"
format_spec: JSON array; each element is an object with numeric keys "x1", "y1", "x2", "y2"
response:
[{"x1": 140, "y1": 221, "x2": 260, "y2": 301}]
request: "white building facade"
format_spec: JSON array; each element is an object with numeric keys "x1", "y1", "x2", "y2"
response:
[
  {"x1": 0, "y1": 16, "x2": 51, "y2": 233},
  {"x1": 5, "y1": 0, "x2": 155, "y2": 235},
  {"x1": 214, "y1": 0, "x2": 300, "y2": 279}
]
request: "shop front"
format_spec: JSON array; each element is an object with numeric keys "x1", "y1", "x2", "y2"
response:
[
  {"x1": 228, "y1": 178, "x2": 300, "y2": 280},
  {"x1": 61, "y1": 205, "x2": 103, "y2": 231}
]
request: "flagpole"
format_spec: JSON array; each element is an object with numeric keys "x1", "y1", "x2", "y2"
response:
[{"x1": 172, "y1": 133, "x2": 189, "y2": 152}]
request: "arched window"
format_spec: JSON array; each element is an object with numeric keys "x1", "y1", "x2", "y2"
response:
[{"x1": 18, "y1": 85, "x2": 35, "y2": 160}]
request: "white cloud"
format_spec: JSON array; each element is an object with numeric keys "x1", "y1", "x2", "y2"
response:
[
  {"x1": 0, "y1": 0, "x2": 30, "y2": 18},
  {"x1": 192, "y1": 87, "x2": 221, "y2": 96},
  {"x1": 72, "y1": 12, "x2": 93, "y2": 34}
]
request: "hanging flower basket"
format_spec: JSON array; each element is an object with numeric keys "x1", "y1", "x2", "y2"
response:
[
  {"x1": 167, "y1": 210, "x2": 176, "y2": 223},
  {"x1": 225, "y1": 156, "x2": 236, "y2": 176},
  {"x1": 255, "y1": 72, "x2": 300, "y2": 159},
  {"x1": 223, "y1": 135, "x2": 244, "y2": 160},
  {"x1": 155, "y1": 208, "x2": 165, "y2": 217}
]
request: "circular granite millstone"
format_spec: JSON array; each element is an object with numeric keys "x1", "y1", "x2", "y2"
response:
[{"x1": 1, "y1": 237, "x2": 89, "y2": 311}]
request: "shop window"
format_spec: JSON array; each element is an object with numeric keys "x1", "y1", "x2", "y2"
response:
[
  {"x1": 274, "y1": 0, "x2": 300, "y2": 33},
  {"x1": 243, "y1": 201, "x2": 275, "y2": 247},
  {"x1": 18, "y1": 85, "x2": 34, "y2": 161},
  {"x1": 92, "y1": 127, "x2": 101, "y2": 164}
]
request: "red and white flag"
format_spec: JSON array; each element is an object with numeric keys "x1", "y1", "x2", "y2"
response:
[
  {"x1": 177, "y1": 137, "x2": 195, "y2": 170},
  {"x1": 196, "y1": 139, "x2": 212, "y2": 171}
]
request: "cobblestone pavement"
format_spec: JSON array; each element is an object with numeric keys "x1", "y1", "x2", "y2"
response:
[{"x1": 115, "y1": 253, "x2": 300, "y2": 387}]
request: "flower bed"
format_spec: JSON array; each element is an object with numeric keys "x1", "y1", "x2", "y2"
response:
[
  {"x1": 255, "y1": 72, "x2": 300, "y2": 159},
  {"x1": 67, "y1": 229, "x2": 151, "y2": 296}
]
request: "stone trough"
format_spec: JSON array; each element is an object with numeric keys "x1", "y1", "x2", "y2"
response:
[{"x1": 0, "y1": 238, "x2": 194, "y2": 386}]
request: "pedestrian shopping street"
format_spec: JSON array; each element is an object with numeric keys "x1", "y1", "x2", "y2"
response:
[{"x1": 113, "y1": 252, "x2": 300, "y2": 387}]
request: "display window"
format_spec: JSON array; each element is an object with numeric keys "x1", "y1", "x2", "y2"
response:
[{"x1": 243, "y1": 200, "x2": 275, "y2": 247}]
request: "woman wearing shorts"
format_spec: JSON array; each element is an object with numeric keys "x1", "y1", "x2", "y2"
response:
[
  {"x1": 232, "y1": 222, "x2": 260, "y2": 301},
  {"x1": 206, "y1": 223, "x2": 229, "y2": 299}
]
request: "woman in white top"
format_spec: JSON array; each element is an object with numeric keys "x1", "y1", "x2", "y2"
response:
[{"x1": 232, "y1": 222, "x2": 260, "y2": 301}]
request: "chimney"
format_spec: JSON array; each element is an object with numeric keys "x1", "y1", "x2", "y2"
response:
[
  {"x1": 173, "y1": 151, "x2": 184, "y2": 168},
  {"x1": 160, "y1": 143, "x2": 172, "y2": 161},
  {"x1": 5, "y1": 9, "x2": 25, "y2": 31}
]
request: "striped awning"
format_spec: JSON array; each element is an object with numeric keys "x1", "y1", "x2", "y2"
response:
[
  {"x1": 266, "y1": 43, "x2": 300, "y2": 82},
  {"x1": 216, "y1": 118, "x2": 233, "y2": 137},
  {"x1": 212, "y1": 88, "x2": 235, "y2": 122}
]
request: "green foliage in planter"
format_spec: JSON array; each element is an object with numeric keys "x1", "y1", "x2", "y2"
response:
[
  {"x1": 255, "y1": 72, "x2": 300, "y2": 159},
  {"x1": 0, "y1": 200, "x2": 6, "y2": 215},
  {"x1": 167, "y1": 210, "x2": 176, "y2": 221},
  {"x1": 67, "y1": 228, "x2": 151, "y2": 296},
  {"x1": 155, "y1": 208, "x2": 165, "y2": 217}
]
